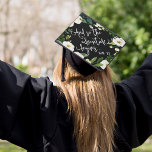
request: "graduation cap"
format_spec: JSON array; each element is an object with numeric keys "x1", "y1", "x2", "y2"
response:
[{"x1": 55, "y1": 12, "x2": 126, "y2": 82}]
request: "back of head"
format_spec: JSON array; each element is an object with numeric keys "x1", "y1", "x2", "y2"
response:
[{"x1": 53, "y1": 55, "x2": 118, "y2": 152}]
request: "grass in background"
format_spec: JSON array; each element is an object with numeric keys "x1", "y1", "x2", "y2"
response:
[
  {"x1": 0, "y1": 141, "x2": 25, "y2": 152},
  {"x1": 0, "y1": 138, "x2": 152, "y2": 152},
  {"x1": 133, "y1": 143, "x2": 152, "y2": 152}
]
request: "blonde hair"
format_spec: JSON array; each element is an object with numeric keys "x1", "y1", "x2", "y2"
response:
[{"x1": 53, "y1": 56, "x2": 118, "y2": 152}]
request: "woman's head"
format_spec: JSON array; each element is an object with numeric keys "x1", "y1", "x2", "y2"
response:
[{"x1": 53, "y1": 55, "x2": 118, "y2": 152}]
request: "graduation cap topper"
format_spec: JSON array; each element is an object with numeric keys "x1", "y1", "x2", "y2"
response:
[{"x1": 55, "y1": 12, "x2": 126, "y2": 81}]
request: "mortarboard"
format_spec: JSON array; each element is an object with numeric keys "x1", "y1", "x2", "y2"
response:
[{"x1": 55, "y1": 12, "x2": 126, "y2": 81}]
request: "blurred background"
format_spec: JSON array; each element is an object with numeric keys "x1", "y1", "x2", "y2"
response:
[{"x1": 0, "y1": 0, "x2": 152, "y2": 151}]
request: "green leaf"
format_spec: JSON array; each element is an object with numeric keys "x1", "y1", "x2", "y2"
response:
[
  {"x1": 64, "y1": 30, "x2": 68, "y2": 33},
  {"x1": 87, "y1": 18, "x2": 93, "y2": 24},
  {"x1": 93, "y1": 63, "x2": 103, "y2": 67},
  {"x1": 81, "y1": 53, "x2": 88, "y2": 57},
  {"x1": 90, "y1": 57, "x2": 97, "y2": 64},
  {"x1": 59, "y1": 34, "x2": 64, "y2": 38},
  {"x1": 80, "y1": 13, "x2": 85, "y2": 18},
  {"x1": 108, "y1": 41, "x2": 115, "y2": 45},
  {"x1": 68, "y1": 29, "x2": 72, "y2": 32},
  {"x1": 97, "y1": 57, "x2": 104, "y2": 63},
  {"x1": 65, "y1": 29, "x2": 70, "y2": 34},
  {"x1": 82, "y1": 19, "x2": 87, "y2": 23},
  {"x1": 66, "y1": 35, "x2": 71, "y2": 40},
  {"x1": 106, "y1": 55, "x2": 113, "y2": 62},
  {"x1": 58, "y1": 37, "x2": 65, "y2": 43}
]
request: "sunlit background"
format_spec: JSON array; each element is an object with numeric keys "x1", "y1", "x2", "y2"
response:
[{"x1": 0, "y1": 0, "x2": 152, "y2": 151}]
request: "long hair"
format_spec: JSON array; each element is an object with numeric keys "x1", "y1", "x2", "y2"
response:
[{"x1": 53, "y1": 56, "x2": 118, "y2": 152}]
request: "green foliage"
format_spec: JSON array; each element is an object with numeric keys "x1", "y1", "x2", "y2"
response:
[
  {"x1": 81, "y1": 53, "x2": 89, "y2": 57},
  {"x1": 97, "y1": 57, "x2": 104, "y2": 63},
  {"x1": 57, "y1": 34, "x2": 65, "y2": 43},
  {"x1": 90, "y1": 57, "x2": 97, "y2": 64},
  {"x1": 15, "y1": 64, "x2": 39, "y2": 78},
  {"x1": 0, "y1": 141, "x2": 25, "y2": 152},
  {"x1": 15, "y1": 64, "x2": 28, "y2": 74},
  {"x1": 79, "y1": 0, "x2": 152, "y2": 81}
]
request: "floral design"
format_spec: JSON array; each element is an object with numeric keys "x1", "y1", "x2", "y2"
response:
[
  {"x1": 95, "y1": 23, "x2": 105, "y2": 30},
  {"x1": 69, "y1": 16, "x2": 83, "y2": 27},
  {"x1": 100, "y1": 60, "x2": 109, "y2": 69},
  {"x1": 114, "y1": 52, "x2": 117, "y2": 56},
  {"x1": 86, "y1": 59, "x2": 91, "y2": 63},
  {"x1": 69, "y1": 22, "x2": 74, "y2": 27},
  {"x1": 110, "y1": 46, "x2": 113, "y2": 48},
  {"x1": 113, "y1": 37, "x2": 126, "y2": 47},
  {"x1": 74, "y1": 52, "x2": 85, "y2": 58},
  {"x1": 75, "y1": 16, "x2": 83, "y2": 24},
  {"x1": 106, "y1": 55, "x2": 113, "y2": 62},
  {"x1": 89, "y1": 25, "x2": 93, "y2": 29},
  {"x1": 55, "y1": 12, "x2": 126, "y2": 72},
  {"x1": 63, "y1": 41, "x2": 74, "y2": 51},
  {"x1": 115, "y1": 48, "x2": 120, "y2": 52}
]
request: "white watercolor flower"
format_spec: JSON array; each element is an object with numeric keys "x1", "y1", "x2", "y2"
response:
[
  {"x1": 74, "y1": 16, "x2": 83, "y2": 24},
  {"x1": 95, "y1": 23, "x2": 105, "y2": 30},
  {"x1": 74, "y1": 52, "x2": 84, "y2": 58},
  {"x1": 98, "y1": 27, "x2": 104, "y2": 30},
  {"x1": 100, "y1": 60, "x2": 109, "y2": 69},
  {"x1": 110, "y1": 46, "x2": 113, "y2": 48},
  {"x1": 89, "y1": 25, "x2": 93, "y2": 29},
  {"x1": 113, "y1": 37, "x2": 126, "y2": 47},
  {"x1": 63, "y1": 41, "x2": 75, "y2": 51},
  {"x1": 86, "y1": 59, "x2": 91, "y2": 64},
  {"x1": 115, "y1": 48, "x2": 120, "y2": 52},
  {"x1": 69, "y1": 22, "x2": 74, "y2": 27},
  {"x1": 95, "y1": 23, "x2": 102, "y2": 28}
]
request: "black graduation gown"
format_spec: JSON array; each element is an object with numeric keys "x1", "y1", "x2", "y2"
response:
[{"x1": 0, "y1": 53, "x2": 152, "y2": 152}]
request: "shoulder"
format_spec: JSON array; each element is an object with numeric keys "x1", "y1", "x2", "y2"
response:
[{"x1": 114, "y1": 82, "x2": 134, "y2": 105}]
